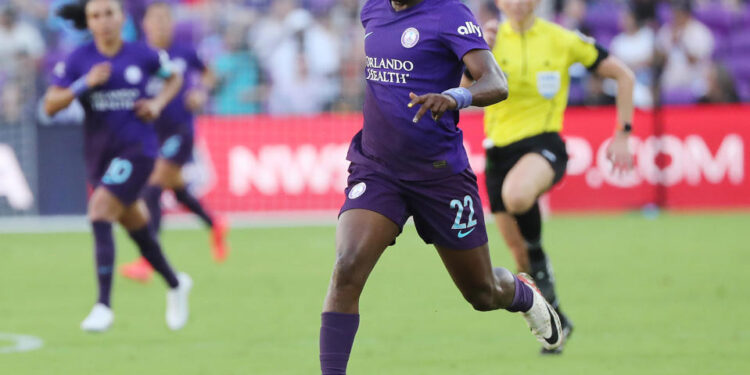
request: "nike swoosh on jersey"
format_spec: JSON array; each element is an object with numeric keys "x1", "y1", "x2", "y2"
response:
[
  {"x1": 365, "y1": 32, "x2": 374, "y2": 40},
  {"x1": 544, "y1": 305, "x2": 560, "y2": 346},
  {"x1": 457, "y1": 227, "x2": 476, "y2": 238}
]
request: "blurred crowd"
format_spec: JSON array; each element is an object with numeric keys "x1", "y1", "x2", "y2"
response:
[{"x1": 0, "y1": 0, "x2": 749, "y2": 125}]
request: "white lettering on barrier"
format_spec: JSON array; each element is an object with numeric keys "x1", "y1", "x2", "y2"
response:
[
  {"x1": 229, "y1": 144, "x2": 349, "y2": 196},
  {"x1": 223, "y1": 134, "x2": 743, "y2": 196},
  {"x1": 564, "y1": 134, "x2": 745, "y2": 188},
  {"x1": 684, "y1": 134, "x2": 743, "y2": 185},
  {"x1": 0, "y1": 144, "x2": 33, "y2": 210}
]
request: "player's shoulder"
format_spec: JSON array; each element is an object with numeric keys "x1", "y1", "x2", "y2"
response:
[
  {"x1": 361, "y1": 0, "x2": 383, "y2": 23},
  {"x1": 432, "y1": 0, "x2": 474, "y2": 16},
  {"x1": 540, "y1": 20, "x2": 595, "y2": 46},
  {"x1": 128, "y1": 40, "x2": 157, "y2": 54},
  {"x1": 166, "y1": 42, "x2": 194, "y2": 56},
  {"x1": 68, "y1": 41, "x2": 96, "y2": 60}
]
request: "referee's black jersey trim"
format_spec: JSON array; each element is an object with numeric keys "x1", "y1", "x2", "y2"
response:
[{"x1": 587, "y1": 43, "x2": 609, "y2": 72}]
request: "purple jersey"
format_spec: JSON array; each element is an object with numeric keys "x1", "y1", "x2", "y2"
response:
[
  {"x1": 147, "y1": 42, "x2": 206, "y2": 136},
  {"x1": 53, "y1": 41, "x2": 172, "y2": 160},
  {"x1": 347, "y1": 0, "x2": 488, "y2": 180}
]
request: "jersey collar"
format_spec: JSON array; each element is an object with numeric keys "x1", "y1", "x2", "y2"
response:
[{"x1": 500, "y1": 17, "x2": 540, "y2": 38}]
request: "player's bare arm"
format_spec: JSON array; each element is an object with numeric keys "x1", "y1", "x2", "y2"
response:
[
  {"x1": 409, "y1": 49, "x2": 508, "y2": 122},
  {"x1": 43, "y1": 62, "x2": 112, "y2": 116},
  {"x1": 186, "y1": 67, "x2": 217, "y2": 113},
  {"x1": 135, "y1": 69, "x2": 183, "y2": 122},
  {"x1": 596, "y1": 56, "x2": 636, "y2": 172}
]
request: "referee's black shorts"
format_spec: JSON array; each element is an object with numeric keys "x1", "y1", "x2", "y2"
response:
[{"x1": 484, "y1": 132, "x2": 568, "y2": 213}]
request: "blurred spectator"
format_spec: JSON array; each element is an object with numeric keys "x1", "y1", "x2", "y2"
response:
[
  {"x1": 701, "y1": 63, "x2": 740, "y2": 103},
  {"x1": 212, "y1": 25, "x2": 262, "y2": 115},
  {"x1": 610, "y1": 6, "x2": 655, "y2": 108},
  {"x1": 656, "y1": 0, "x2": 715, "y2": 104},
  {"x1": 0, "y1": 4, "x2": 45, "y2": 73},
  {"x1": 0, "y1": 0, "x2": 747, "y2": 118},
  {"x1": 251, "y1": 2, "x2": 340, "y2": 114},
  {"x1": 558, "y1": 0, "x2": 587, "y2": 31}
]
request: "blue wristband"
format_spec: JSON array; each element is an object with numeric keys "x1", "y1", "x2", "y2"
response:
[
  {"x1": 69, "y1": 76, "x2": 90, "y2": 97},
  {"x1": 442, "y1": 87, "x2": 473, "y2": 110}
]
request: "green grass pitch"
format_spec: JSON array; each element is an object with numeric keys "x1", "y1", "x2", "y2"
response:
[{"x1": 1, "y1": 212, "x2": 749, "y2": 374}]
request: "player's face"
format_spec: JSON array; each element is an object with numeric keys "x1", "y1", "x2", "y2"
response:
[
  {"x1": 85, "y1": 0, "x2": 124, "y2": 44},
  {"x1": 143, "y1": 4, "x2": 174, "y2": 47},
  {"x1": 496, "y1": 0, "x2": 539, "y2": 22}
]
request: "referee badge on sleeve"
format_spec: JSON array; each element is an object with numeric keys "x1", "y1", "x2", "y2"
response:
[{"x1": 537, "y1": 71, "x2": 561, "y2": 100}]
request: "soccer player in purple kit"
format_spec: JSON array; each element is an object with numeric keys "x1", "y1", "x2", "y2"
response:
[
  {"x1": 319, "y1": 0, "x2": 563, "y2": 373},
  {"x1": 44, "y1": 0, "x2": 192, "y2": 332},
  {"x1": 120, "y1": 1, "x2": 229, "y2": 284}
]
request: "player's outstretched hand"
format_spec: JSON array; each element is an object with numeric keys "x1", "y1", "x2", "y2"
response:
[
  {"x1": 134, "y1": 99, "x2": 163, "y2": 122},
  {"x1": 85, "y1": 62, "x2": 112, "y2": 88},
  {"x1": 607, "y1": 131, "x2": 634, "y2": 174},
  {"x1": 408, "y1": 92, "x2": 458, "y2": 123},
  {"x1": 186, "y1": 88, "x2": 209, "y2": 113}
]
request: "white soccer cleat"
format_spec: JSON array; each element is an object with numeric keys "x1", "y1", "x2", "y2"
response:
[
  {"x1": 80, "y1": 303, "x2": 114, "y2": 332},
  {"x1": 166, "y1": 272, "x2": 193, "y2": 331},
  {"x1": 517, "y1": 273, "x2": 563, "y2": 350}
]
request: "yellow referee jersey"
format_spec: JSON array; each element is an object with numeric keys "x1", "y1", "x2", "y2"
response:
[{"x1": 484, "y1": 19, "x2": 603, "y2": 147}]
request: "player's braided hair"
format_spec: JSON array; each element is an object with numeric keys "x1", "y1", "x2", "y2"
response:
[{"x1": 58, "y1": 0, "x2": 122, "y2": 30}]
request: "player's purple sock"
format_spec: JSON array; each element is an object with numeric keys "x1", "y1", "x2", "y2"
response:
[
  {"x1": 128, "y1": 226, "x2": 179, "y2": 288},
  {"x1": 506, "y1": 276, "x2": 534, "y2": 313},
  {"x1": 92, "y1": 221, "x2": 115, "y2": 307},
  {"x1": 143, "y1": 185, "x2": 163, "y2": 233},
  {"x1": 173, "y1": 187, "x2": 214, "y2": 227},
  {"x1": 320, "y1": 312, "x2": 359, "y2": 375}
]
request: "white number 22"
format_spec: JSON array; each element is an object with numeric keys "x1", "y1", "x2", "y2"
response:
[{"x1": 450, "y1": 195, "x2": 477, "y2": 230}]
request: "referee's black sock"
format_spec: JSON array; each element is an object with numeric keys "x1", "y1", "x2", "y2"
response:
[{"x1": 514, "y1": 202, "x2": 558, "y2": 307}]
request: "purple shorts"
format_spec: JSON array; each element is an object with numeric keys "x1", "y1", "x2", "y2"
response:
[
  {"x1": 340, "y1": 163, "x2": 489, "y2": 250},
  {"x1": 90, "y1": 152, "x2": 155, "y2": 206},
  {"x1": 158, "y1": 126, "x2": 194, "y2": 166}
]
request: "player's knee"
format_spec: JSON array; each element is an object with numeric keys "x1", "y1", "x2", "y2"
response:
[
  {"x1": 330, "y1": 252, "x2": 366, "y2": 293},
  {"x1": 502, "y1": 189, "x2": 535, "y2": 215},
  {"x1": 88, "y1": 196, "x2": 120, "y2": 222},
  {"x1": 464, "y1": 285, "x2": 500, "y2": 312}
]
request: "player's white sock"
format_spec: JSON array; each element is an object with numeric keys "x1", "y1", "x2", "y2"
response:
[
  {"x1": 80, "y1": 303, "x2": 114, "y2": 332},
  {"x1": 166, "y1": 272, "x2": 192, "y2": 330}
]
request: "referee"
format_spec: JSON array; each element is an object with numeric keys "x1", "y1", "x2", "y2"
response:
[{"x1": 464, "y1": 0, "x2": 636, "y2": 354}]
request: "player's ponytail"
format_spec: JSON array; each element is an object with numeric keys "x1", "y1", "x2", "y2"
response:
[
  {"x1": 58, "y1": 0, "x2": 122, "y2": 30},
  {"x1": 57, "y1": 0, "x2": 89, "y2": 30}
]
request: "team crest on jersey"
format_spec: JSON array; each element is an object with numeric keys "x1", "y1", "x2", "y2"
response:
[
  {"x1": 348, "y1": 182, "x2": 367, "y2": 199},
  {"x1": 54, "y1": 62, "x2": 66, "y2": 78},
  {"x1": 125, "y1": 65, "x2": 143, "y2": 85},
  {"x1": 401, "y1": 27, "x2": 420, "y2": 48}
]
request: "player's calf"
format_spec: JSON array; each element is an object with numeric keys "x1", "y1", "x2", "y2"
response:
[{"x1": 461, "y1": 268, "x2": 516, "y2": 311}]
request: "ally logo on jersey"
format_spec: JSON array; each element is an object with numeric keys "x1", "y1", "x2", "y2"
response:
[{"x1": 457, "y1": 21, "x2": 482, "y2": 38}]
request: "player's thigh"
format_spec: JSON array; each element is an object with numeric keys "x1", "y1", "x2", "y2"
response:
[
  {"x1": 494, "y1": 212, "x2": 529, "y2": 272},
  {"x1": 334, "y1": 209, "x2": 400, "y2": 282},
  {"x1": 502, "y1": 153, "x2": 555, "y2": 210},
  {"x1": 118, "y1": 199, "x2": 150, "y2": 231},
  {"x1": 148, "y1": 158, "x2": 184, "y2": 189},
  {"x1": 88, "y1": 186, "x2": 126, "y2": 222},
  {"x1": 333, "y1": 164, "x2": 406, "y2": 288}
]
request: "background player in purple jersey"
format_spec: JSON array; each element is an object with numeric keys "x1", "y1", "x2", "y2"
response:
[
  {"x1": 43, "y1": 0, "x2": 192, "y2": 332},
  {"x1": 319, "y1": 1, "x2": 563, "y2": 373},
  {"x1": 120, "y1": 1, "x2": 229, "y2": 284}
]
